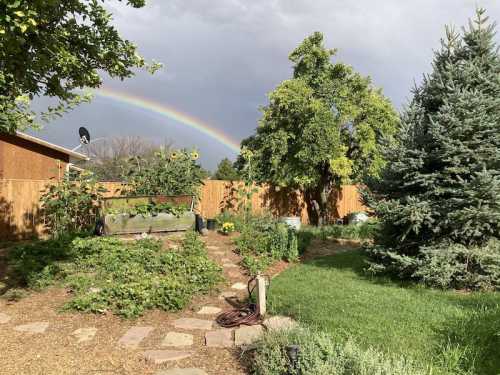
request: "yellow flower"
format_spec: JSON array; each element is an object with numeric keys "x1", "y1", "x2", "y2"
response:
[
  {"x1": 190, "y1": 151, "x2": 199, "y2": 160},
  {"x1": 170, "y1": 151, "x2": 179, "y2": 160},
  {"x1": 221, "y1": 222, "x2": 235, "y2": 233}
]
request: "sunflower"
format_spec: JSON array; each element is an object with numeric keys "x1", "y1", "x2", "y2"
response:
[
  {"x1": 170, "y1": 151, "x2": 179, "y2": 160},
  {"x1": 190, "y1": 151, "x2": 199, "y2": 160}
]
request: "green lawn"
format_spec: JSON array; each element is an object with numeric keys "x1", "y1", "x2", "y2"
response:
[{"x1": 267, "y1": 249, "x2": 500, "y2": 375}]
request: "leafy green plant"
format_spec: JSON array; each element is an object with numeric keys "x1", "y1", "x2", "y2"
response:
[
  {"x1": 251, "y1": 327, "x2": 428, "y2": 375},
  {"x1": 235, "y1": 218, "x2": 299, "y2": 275},
  {"x1": 6, "y1": 232, "x2": 222, "y2": 318},
  {"x1": 107, "y1": 201, "x2": 189, "y2": 218},
  {"x1": 40, "y1": 171, "x2": 107, "y2": 238},
  {"x1": 122, "y1": 149, "x2": 205, "y2": 197}
]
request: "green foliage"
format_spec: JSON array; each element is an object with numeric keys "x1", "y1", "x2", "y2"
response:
[
  {"x1": 300, "y1": 221, "x2": 380, "y2": 242},
  {"x1": 122, "y1": 149, "x2": 205, "y2": 197},
  {"x1": 363, "y1": 9, "x2": 500, "y2": 290},
  {"x1": 234, "y1": 216, "x2": 299, "y2": 275},
  {"x1": 213, "y1": 157, "x2": 240, "y2": 180},
  {"x1": 6, "y1": 232, "x2": 222, "y2": 318},
  {"x1": 251, "y1": 327, "x2": 427, "y2": 375},
  {"x1": 239, "y1": 32, "x2": 398, "y2": 222},
  {"x1": 106, "y1": 201, "x2": 189, "y2": 218},
  {"x1": 267, "y1": 250, "x2": 500, "y2": 374},
  {"x1": 40, "y1": 171, "x2": 106, "y2": 238},
  {"x1": 0, "y1": 0, "x2": 160, "y2": 132}
]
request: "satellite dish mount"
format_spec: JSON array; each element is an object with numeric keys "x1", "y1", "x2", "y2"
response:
[{"x1": 79, "y1": 127, "x2": 91, "y2": 145}]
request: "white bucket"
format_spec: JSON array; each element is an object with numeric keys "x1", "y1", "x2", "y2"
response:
[{"x1": 280, "y1": 216, "x2": 301, "y2": 230}]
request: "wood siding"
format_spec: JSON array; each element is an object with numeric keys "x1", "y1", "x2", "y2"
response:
[{"x1": 0, "y1": 133, "x2": 69, "y2": 180}]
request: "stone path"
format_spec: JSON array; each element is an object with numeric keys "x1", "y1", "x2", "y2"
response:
[{"x1": 0, "y1": 233, "x2": 297, "y2": 374}]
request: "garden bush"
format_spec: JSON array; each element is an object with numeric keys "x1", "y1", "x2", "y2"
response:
[
  {"x1": 251, "y1": 327, "x2": 428, "y2": 375},
  {"x1": 299, "y1": 220, "x2": 380, "y2": 243},
  {"x1": 233, "y1": 215, "x2": 299, "y2": 275},
  {"x1": 7, "y1": 232, "x2": 222, "y2": 318},
  {"x1": 40, "y1": 171, "x2": 106, "y2": 238}
]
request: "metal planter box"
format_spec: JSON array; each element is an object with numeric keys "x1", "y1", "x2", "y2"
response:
[{"x1": 99, "y1": 195, "x2": 195, "y2": 235}]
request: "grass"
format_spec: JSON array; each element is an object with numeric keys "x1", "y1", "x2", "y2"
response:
[{"x1": 267, "y1": 248, "x2": 500, "y2": 375}]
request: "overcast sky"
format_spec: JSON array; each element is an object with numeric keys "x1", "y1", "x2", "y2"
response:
[{"x1": 31, "y1": 0, "x2": 500, "y2": 170}]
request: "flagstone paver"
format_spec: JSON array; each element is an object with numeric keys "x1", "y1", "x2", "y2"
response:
[
  {"x1": 196, "y1": 306, "x2": 222, "y2": 315},
  {"x1": 155, "y1": 368, "x2": 207, "y2": 375},
  {"x1": 207, "y1": 246, "x2": 219, "y2": 250},
  {"x1": 205, "y1": 329, "x2": 234, "y2": 348},
  {"x1": 218, "y1": 291, "x2": 237, "y2": 300},
  {"x1": 72, "y1": 328, "x2": 98, "y2": 343},
  {"x1": 231, "y1": 282, "x2": 247, "y2": 290},
  {"x1": 234, "y1": 325, "x2": 263, "y2": 346},
  {"x1": 172, "y1": 318, "x2": 213, "y2": 331},
  {"x1": 143, "y1": 350, "x2": 192, "y2": 364},
  {"x1": 223, "y1": 263, "x2": 238, "y2": 268},
  {"x1": 161, "y1": 332, "x2": 194, "y2": 347},
  {"x1": 118, "y1": 326, "x2": 154, "y2": 349},
  {"x1": 213, "y1": 251, "x2": 225, "y2": 256},
  {"x1": 0, "y1": 312, "x2": 12, "y2": 324},
  {"x1": 14, "y1": 322, "x2": 49, "y2": 334},
  {"x1": 263, "y1": 316, "x2": 297, "y2": 331}
]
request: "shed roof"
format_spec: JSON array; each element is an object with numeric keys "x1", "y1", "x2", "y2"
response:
[{"x1": 15, "y1": 131, "x2": 89, "y2": 161}]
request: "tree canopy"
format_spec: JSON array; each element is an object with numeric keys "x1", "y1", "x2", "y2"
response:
[
  {"x1": 364, "y1": 9, "x2": 500, "y2": 290},
  {"x1": 0, "y1": 0, "x2": 159, "y2": 132},
  {"x1": 213, "y1": 158, "x2": 240, "y2": 181},
  {"x1": 239, "y1": 32, "x2": 398, "y2": 222}
]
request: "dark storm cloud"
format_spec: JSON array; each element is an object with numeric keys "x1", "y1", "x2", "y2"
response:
[{"x1": 32, "y1": 0, "x2": 500, "y2": 170}]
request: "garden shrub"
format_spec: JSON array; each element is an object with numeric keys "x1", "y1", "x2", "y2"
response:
[
  {"x1": 251, "y1": 327, "x2": 428, "y2": 375},
  {"x1": 40, "y1": 171, "x2": 106, "y2": 238},
  {"x1": 235, "y1": 218, "x2": 299, "y2": 275},
  {"x1": 121, "y1": 148, "x2": 205, "y2": 197},
  {"x1": 300, "y1": 221, "x2": 380, "y2": 242},
  {"x1": 6, "y1": 232, "x2": 222, "y2": 317}
]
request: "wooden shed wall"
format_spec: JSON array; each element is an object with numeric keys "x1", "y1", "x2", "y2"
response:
[{"x1": 0, "y1": 133, "x2": 69, "y2": 180}]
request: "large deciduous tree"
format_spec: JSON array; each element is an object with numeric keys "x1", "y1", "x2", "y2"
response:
[
  {"x1": 0, "y1": 0, "x2": 159, "y2": 132},
  {"x1": 364, "y1": 9, "x2": 500, "y2": 290},
  {"x1": 213, "y1": 158, "x2": 240, "y2": 181},
  {"x1": 239, "y1": 32, "x2": 398, "y2": 224}
]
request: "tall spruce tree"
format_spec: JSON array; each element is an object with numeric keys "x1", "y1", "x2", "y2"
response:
[{"x1": 364, "y1": 9, "x2": 500, "y2": 289}]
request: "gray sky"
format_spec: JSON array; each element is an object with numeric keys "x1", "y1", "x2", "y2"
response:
[{"x1": 31, "y1": 0, "x2": 500, "y2": 170}]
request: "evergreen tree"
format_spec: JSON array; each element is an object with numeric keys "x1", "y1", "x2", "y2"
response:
[
  {"x1": 364, "y1": 9, "x2": 500, "y2": 289},
  {"x1": 213, "y1": 158, "x2": 240, "y2": 181}
]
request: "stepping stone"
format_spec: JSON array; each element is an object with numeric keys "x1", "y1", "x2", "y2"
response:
[
  {"x1": 14, "y1": 322, "x2": 49, "y2": 334},
  {"x1": 218, "y1": 291, "x2": 237, "y2": 300},
  {"x1": 118, "y1": 326, "x2": 154, "y2": 349},
  {"x1": 223, "y1": 263, "x2": 238, "y2": 268},
  {"x1": 235, "y1": 325, "x2": 263, "y2": 346},
  {"x1": 72, "y1": 328, "x2": 97, "y2": 343},
  {"x1": 143, "y1": 350, "x2": 192, "y2": 364},
  {"x1": 89, "y1": 287, "x2": 101, "y2": 293},
  {"x1": 161, "y1": 332, "x2": 193, "y2": 347},
  {"x1": 205, "y1": 329, "x2": 233, "y2": 348},
  {"x1": 197, "y1": 306, "x2": 222, "y2": 315},
  {"x1": 227, "y1": 270, "x2": 241, "y2": 278},
  {"x1": 0, "y1": 312, "x2": 11, "y2": 324},
  {"x1": 263, "y1": 316, "x2": 297, "y2": 331},
  {"x1": 207, "y1": 246, "x2": 219, "y2": 250},
  {"x1": 172, "y1": 318, "x2": 213, "y2": 331},
  {"x1": 213, "y1": 251, "x2": 224, "y2": 256},
  {"x1": 155, "y1": 368, "x2": 207, "y2": 375},
  {"x1": 231, "y1": 282, "x2": 247, "y2": 290},
  {"x1": 221, "y1": 258, "x2": 231, "y2": 263}
]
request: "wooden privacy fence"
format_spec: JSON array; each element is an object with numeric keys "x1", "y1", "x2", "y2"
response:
[{"x1": 0, "y1": 179, "x2": 366, "y2": 240}]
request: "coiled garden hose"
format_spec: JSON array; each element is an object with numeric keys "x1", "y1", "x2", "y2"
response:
[{"x1": 216, "y1": 275, "x2": 270, "y2": 328}]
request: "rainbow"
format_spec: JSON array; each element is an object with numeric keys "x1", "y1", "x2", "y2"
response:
[{"x1": 94, "y1": 87, "x2": 241, "y2": 153}]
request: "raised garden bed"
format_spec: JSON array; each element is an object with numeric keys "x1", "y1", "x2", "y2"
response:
[{"x1": 98, "y1": 195, "x2": 196, "y2": 235}]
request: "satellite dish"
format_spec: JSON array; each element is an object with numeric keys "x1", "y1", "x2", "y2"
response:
[{"x1": 79, "y1": 127, "x2": 90, "y2": 145}]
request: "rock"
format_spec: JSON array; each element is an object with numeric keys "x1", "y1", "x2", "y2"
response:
[
  {"x1": 223, "y1": 263, "x2": 238, "y2": 268},
  {"x1": 263, "y1": 316, "x2": 297, "y2": 331},
  {"x1": 143, "y1": 350, "x2": 192, "y2": 364},
  {"x1": 118, "y1": 326, "x2": 154, "y2": 349},
  {"x1": 72, "y1": 327, "x2": 98, "y2": 343},
  {"x1": 213, "y1": 251, "x2": 224, "y2": 255},
  {"x1": 231, "y1": 282, "x2": 247, "y2": 290},
  {"x1": 14, "y1": 322, "x2": 49, "y2": 334},
  {"x1": 234, "y1": 325, "x2": 263, "y2": 346},
  {"x1": 218, "y1": 291, "x2": 237, "y2": 300},
  {"x1": 205, "y1": 329, "x2": 233, "y2": 348},
  {"x1": 155, "y1": 368, "x2": 207, "y2": 375},
  {"x1": 161, "y1": 332, "x2": 193, "y2": 347},
  {"x1": 221, "y1": 258, "x2": 231, "y2": 263},
  {"x1": 0, "y1": 312, "x2": 12, "y2": 324},
  {"x1": 172, "y1": 318, "x2": 213, "y2": 331},
  {"x1": 196, "y1": 306, "x2": 222, "y2": 315},
  {"x1": 207, "y1": 246, "x2": 219, "y2": 250},
  {"x1": 200, "y1": 228, "x2": 209, "y2": 236},
  {"x1": 88, "y1": 287, "x2": 101, "y2": 293}
]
